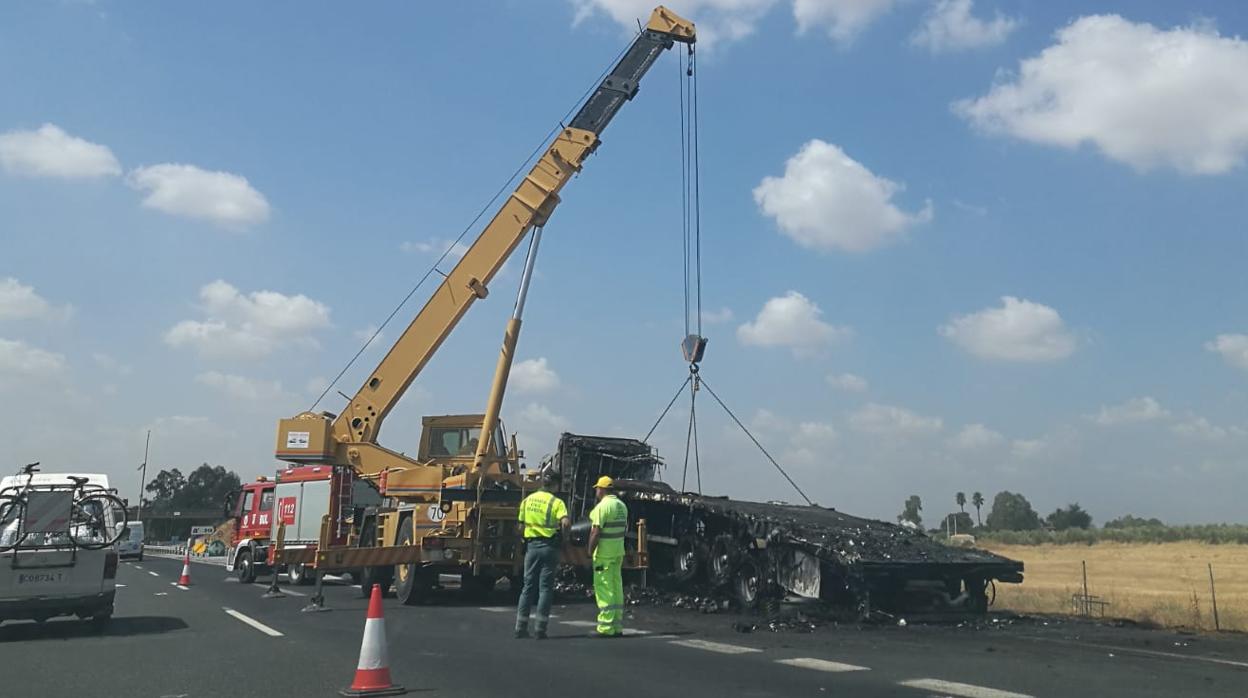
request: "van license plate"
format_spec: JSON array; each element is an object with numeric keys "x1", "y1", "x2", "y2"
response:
[{"x1": 18, "y1": 572, "x2": 64, "y2": 584}]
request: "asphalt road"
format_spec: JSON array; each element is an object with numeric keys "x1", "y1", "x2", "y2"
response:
[{"x1": 2, "y1": 556, "x2": 1245, "y2": 697}]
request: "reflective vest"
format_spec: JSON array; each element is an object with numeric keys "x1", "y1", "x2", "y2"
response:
[
  {"x1": 518, "y1": 490, "x2": 567, "y2": 539},
  {"x1": 589, "y1": 494, "x2": 628, "y2": 559}
]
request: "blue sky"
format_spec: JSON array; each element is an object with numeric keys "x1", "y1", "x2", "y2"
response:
[{"x1": 3, "y1": 0, "x2": 1248, "y2": 525}]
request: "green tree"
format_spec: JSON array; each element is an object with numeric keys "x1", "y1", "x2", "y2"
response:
[
  {"x1": 898, "y1": 495, "x2": 923, "y2": 527},
  {"x1": 971, "y1": 491, "x2": 985, "y2": 526},
  {"x1": 1104, "y1": 514, "x2": 1164, "y2": 529},
  {"x1": 144, "y1": 468, "x2": 185, "y2": 512},
  {"x1": 985, "y1": 491, "x2": 1042, "y2": 531},
  {"x1": 178, "y1": 463, "x2": 242, "y2": 510},
  {"x1": 956, "y1": 491, "x2": 966, "y2": 513},
  {"x1": 1046, "y1": 503, "x2": 1093, "y2": 531},
  {"x1": 941, "y1": 511, "x2": 974, "y2": 535}
]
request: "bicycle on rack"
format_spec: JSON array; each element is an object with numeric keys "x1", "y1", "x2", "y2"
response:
[{"x1": 0, "y1": 462, "x2": 129, "y2": 553}]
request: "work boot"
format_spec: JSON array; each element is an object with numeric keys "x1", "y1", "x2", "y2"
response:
[
  {"x1": 534, "y1": 630, "x2": 548, "y2": 640},
  {"x1": 514, "y1": 628, "x2": 530, "y2": 639}
]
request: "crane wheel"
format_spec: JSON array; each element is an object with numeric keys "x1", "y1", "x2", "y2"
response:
[{"x1": 394, "y1": 517, "x2": 431, "y2": 606}]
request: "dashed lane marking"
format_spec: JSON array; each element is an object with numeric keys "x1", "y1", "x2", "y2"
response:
[
  {"x1": 669, "y1": 639, "x2": 762, "y2": 655},
  {"x1": 777, "y1": 658, "x2": 869, "y2": 673},
  {"x1": 621, "y1": 629, "x2": 651, "y2": 636},
  {"x1": 133, "y1": 565, "x2": 144, "y2": 570},
  {"x1": 479, "y1": 607, "x2": 511, "y2": 612},
  {"x1": 115, "y1": 584, "x2": 126, "y2": 588},
  {"x1": 171, "y1": 583, "x2": 190, "y2": 591},
  {"x1": 147, "y1": 571, "x2": 160, "y2": 577},
  {"x1": 154, "y1": 592, "x2": 168, "y2": 596},
  {"x1": 281, "y1": 588, "x2": 307, "y2": 597},
  {"x1": 559, "y1": 620, "x2": 598, "y2": 628},
  {"x1": 223, "y1": 608, "x2": 284, "y2": 637},
  {"x1": 898, "y1": 679, "x2": 1032, "y2": 698}
]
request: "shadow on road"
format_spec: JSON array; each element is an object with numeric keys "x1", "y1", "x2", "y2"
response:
[{"x1": 0, "y1": 616, "x2": 188, "y2": 642}]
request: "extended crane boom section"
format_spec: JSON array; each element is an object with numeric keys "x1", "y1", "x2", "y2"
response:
[{"x1": 275, "y1": 7, "x2": 695, "y2": 471}]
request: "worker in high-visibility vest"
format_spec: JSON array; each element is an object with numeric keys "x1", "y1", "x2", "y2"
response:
[
  {"x1": 588, "y1": 475, "x2": 629, "y2": 637},
  {"x1": 514, "y1": 471, "x2": 570, "y2": 640}
]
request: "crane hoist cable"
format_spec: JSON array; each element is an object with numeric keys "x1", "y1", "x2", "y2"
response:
[
  {"x1": 643, "y1": 42, "x2": 811, "y2": 506},
  {"x1": 308, "y1": 32, "x2": 641, "y2": 413}
]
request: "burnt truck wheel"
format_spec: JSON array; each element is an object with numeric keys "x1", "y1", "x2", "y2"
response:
[
  {"x1": 672, "y1": 535, "x2": 704, "y2": 584},
  {"x1": 707, "y1": 534, "x2": 739, "y2": 588},
  {"x1": 236, "y1": 550, "x2": 256, "y2": 584},
  {"x1": 394, "y1": 517, "x2": 431, "y2": 606},
  {"x1": 732, "y1": 555, "x2": 763, "y2": 610}
]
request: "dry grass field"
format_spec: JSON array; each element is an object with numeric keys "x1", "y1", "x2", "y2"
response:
[{"x1": 980, "y1": 542, "x2": 1248, "y2": 633}]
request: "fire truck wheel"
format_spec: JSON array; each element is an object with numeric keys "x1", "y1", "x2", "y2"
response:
[
  {"x1": 236, "y1": 550, "x2": 256, "y2": 584},
  {"x1": 394, "y1": 517, "x2": 431, "y2": 606}
]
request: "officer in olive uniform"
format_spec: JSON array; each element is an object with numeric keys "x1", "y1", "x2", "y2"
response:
[{"x1": 514, "y1": 471, "x2": 570, "y2": 639}]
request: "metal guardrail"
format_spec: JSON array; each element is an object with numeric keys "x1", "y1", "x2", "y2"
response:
[{"x1": 144, "y1": 544, "x2": 228, "y2": 567}]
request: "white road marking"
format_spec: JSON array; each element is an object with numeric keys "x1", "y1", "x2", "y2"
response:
[
  {"x1": 223, "y1": 608, "x2": 284, "y2": 637},
  {"x1": 898, "y1": 679, "x2": 1031, "y2": 698},
  {"x1": 133, "y1": 565, "x2": 144, "y2": 570},
  {"x1": 115, "y1": 584, "x2": 127, "y2": 588},
  {"x1": 560, "y1": 620, "x2": 598, "y2": 628},
  {"x1": 669, "y1": 639, "x2": 762, "y2": 655},
  {"x1": 148, "y1": 571, "x2": 160, "y2": 577},
  {"x1": 479, "y1": 606, "x2": 511, "y2": 613},
  {"x1": 172, "y1": 584, "x2": 189, "y2": 591},
  {"x1": 280, "y1": 588, "x2": 307, "y2": 597},
  {"x1": 777, "y1": 658, "x2": 869, "y2": 673},
  {"x1": 1020, "y1": 636, "x2": 1248, "y2": 670},
  {"x1": 154, "y1": 592, "x2": 168, "y2": 596},
  {"x1": 622, "y1": 628, "x2": 651, "y2": 636},
  {"x1": 643, "y1": 634, "x2": 681, "y2": 640}
]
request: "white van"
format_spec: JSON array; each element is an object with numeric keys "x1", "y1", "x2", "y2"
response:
[
  {"x1": 0, "y1": 472, "x2": 120, "y2": 625},
  {"x1": 116, "y1": 521, "x2": 144, "y2": 561}
]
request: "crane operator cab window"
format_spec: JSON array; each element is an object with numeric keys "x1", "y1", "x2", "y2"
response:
[{"x1": 427, "y1": 426, "x2": 508, "y2": 459}]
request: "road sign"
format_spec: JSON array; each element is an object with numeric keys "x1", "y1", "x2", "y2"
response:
[{"x1": 190, "y1": 525, "x2": 214, "y2": 535}]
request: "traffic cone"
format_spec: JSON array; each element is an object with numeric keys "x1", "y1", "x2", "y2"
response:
[
  {"x1": 178, "y1": 544, "x2": 192, "y2": 586},
  {"x1": 340, "y1": 584, "x2": 406, "y2": 696}
]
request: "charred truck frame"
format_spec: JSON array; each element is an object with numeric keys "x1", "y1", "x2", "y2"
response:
[{"x1": 544, "y1": 433, "x2": 1024, "y2": 617}]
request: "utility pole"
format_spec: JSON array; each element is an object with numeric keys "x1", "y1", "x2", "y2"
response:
[{"x1": 136, "y1": 430, "x2": 151, "y2": 522}]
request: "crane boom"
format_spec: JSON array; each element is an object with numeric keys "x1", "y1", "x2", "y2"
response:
[{"x1": 275, "y1": 7, "x2": 695, "y2": 474}]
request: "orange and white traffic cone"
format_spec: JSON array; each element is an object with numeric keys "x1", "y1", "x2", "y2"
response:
[
  {"x1": 340, "y1": 584, "x2": 406, "y2": 696},
  {"x1": 178, "y1": 542, "x2": 192, "y2": 586}
]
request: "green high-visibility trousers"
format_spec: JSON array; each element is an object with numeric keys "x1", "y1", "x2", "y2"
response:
[{"x1": 593, "y1": 556, "x2": 624, "y2": 636}]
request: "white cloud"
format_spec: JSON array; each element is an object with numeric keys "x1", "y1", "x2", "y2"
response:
[
  {"x1": 911, "y1": 0, "x2": 1018, "y2": 53},
  {"x1": 0, "y1": 124, "x2": 121, "y2": 179},
  {"x1": 399, "y1": 238, "x2": 470, "y2": 259},
  {"x1": 127, "y1": 163, "x2": 270, "y2": 228},
  {"x1": 570, "y1": 0, "x2": 777, "y2": 48},
  {"x1": 1205, "y1": 334, "x2": 1248, "y2": 371},
  {"x1": 0, "y1": 278, "x2": 71, "y2": 322},
  {"x1": 955, "y1": 15, "x2": 1248, "y2": 175},
  {"x1": 940, "y1": 296, "x2": 1076, "y2": 362},
  {"x1": 0, "y1": 338, "x2": 66, "y2": 377},
  {"x1": 754, "y1": 140, "x2": 931, "y2": 253},
  {"x1": 304, "y1": 376, "x2": 330, "y2": 397},
  {"x1": 195, "y1": 371, "x2": 285, "y2": 401},
  {"x1": 511, "y1": 357, "x2": 561, "y2": 394},
  {"x1": 354, "y1": 325, "x2": 385, "y2": 350},
  {"x1": 793, "y1": 0, "x2": 898, "y2": 43},
  {"x1": 949, "y1": 423, "x2": 1004, "y2": 450},
  {"x1": 737, "y1": 291, "x2": 852, "y2": 357},
  {"x1": 849, "y1": 403, "x2": 942, "y2": 437},
  {"x1": 517, "y1": 402, "x2": 570, "y2": 431},
  {"x1": 702, "y1": 307, "x2": 735, "y2": 324},
  {"x1": 1170, "y1": 415, "x2": 1246, "y2": 442},
  {"x1": 91, "y1": 353, "x2": 132, "y2": 376},
  {"x1": 164, "y1": 280, "x2": 331, "y2": 360},
  {"x1": 826, "y1": 372, "x2": 868, "y2": 392},
  {"x1": 1010, "y1": 437, "x2": 1047, "y2": 459},
  {"x1": 1091, "y1": 397, "x2": 1169, "y2": 426}
]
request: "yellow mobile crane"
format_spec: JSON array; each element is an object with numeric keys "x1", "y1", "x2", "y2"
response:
[{"x1": 271, "y1": 7, "x2": 695, "y2": 605}]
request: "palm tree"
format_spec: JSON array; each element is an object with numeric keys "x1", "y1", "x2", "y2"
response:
[
  {"x1": 956, "y1": 491, "x2": 966, "y2": 513},
  {"x1": 972, "y1": 491, "x2": 985, "y2": 527}
]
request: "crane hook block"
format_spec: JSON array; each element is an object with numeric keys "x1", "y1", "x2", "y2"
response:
[{"x1": 682, "y1": 334, "x2": 707, "y2": 364}]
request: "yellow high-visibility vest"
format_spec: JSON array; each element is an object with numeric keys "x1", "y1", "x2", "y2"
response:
[
  {"x1": 589, "y1": 494, "x2": 628, "y2": 559},
  {"x1": 518, "y1": 490, "x2": 568, "y2": 539}
]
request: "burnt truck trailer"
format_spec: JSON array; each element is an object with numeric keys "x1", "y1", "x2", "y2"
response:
[{"x1": 546, "y1": 433, "x2": 1023, "y2": 618}]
